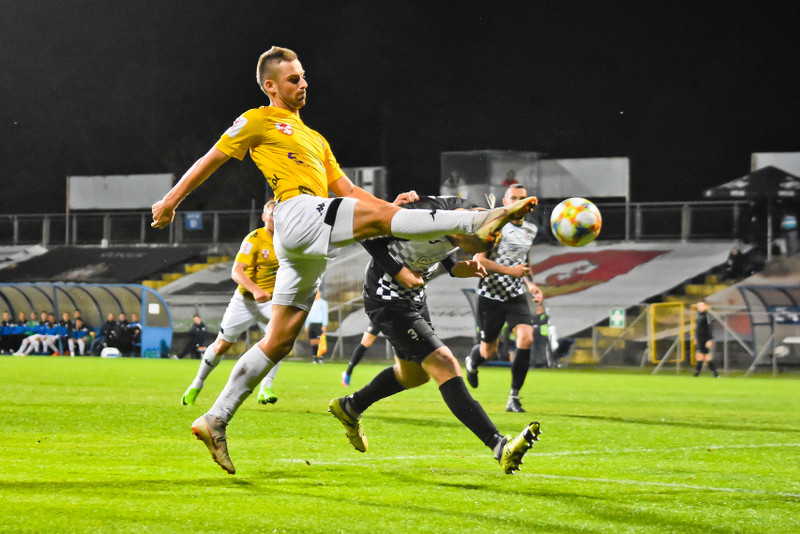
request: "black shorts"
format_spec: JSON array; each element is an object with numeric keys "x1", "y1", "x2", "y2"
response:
[
  {"x1": 476, "y1": 294, "x2": 533, "y2": 343},
  {"x1": 365, "y1": 299, "x2": 445, "y2": 363},
  {"x1": 307, "y1": 322, "x2": 324, "y2": 341},
  {"x1": 696, "y1": 338, "x2": 711, "y2": 355},
  {"x1": 365, "y1": 320, "x2": 380, "y2": 336}
]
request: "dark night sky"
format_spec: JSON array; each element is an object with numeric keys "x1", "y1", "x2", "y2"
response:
[{"x1": 1, "y1": 1, "x2": 799, "y2": 214}]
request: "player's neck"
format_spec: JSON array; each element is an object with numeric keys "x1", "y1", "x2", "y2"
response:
[{"x1": 269, "y1": 102, "x2": 300, "y2": 116}]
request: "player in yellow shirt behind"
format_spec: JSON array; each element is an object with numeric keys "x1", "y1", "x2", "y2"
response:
[{"x1": 180, "y1": 201, "x2": 282, "y2": 406}]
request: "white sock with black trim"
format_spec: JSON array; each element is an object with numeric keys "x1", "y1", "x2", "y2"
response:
[
  {"x1": 390, "y1": 209, "x2": 478, "y2": 240},
  {"x1": 191, "y1": 345, "x2": 224, "y2": 389},
  {"x1": 208, "y1": 343, "x2": 275, "y2": 423}
]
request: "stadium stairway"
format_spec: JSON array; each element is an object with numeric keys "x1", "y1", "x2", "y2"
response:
[{"x1": 141, "y1": 255, "x2": 231, "y2": 290}]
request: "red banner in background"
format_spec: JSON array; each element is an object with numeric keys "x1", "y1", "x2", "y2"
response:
[{"x1": 532, "y1": 250, "x2": 667, "y2": 297}]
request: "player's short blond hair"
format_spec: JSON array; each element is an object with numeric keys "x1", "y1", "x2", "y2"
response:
[
  {"x1": 256, "y1": 46, "x2": 298, "y2": 96},
  {"x1": 263, "y1": 199, "x2": 276, "y2": 213}
]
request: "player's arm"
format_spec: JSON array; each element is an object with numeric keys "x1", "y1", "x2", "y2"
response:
[
  {"x1": 151, "y1": 147, "x2": 231, "y2": 229},
  {"x1": 329, "y1": 175, "x2": 419, "y2": 206},
  {"x1": 523, "y1": 275, "x2": 543, "y2": 301},
  {"x1": 473, "y1": 251, "x2": 530, "y2": 278},
  {"x1": 231, "y1": 260, "x2": 270, "y2": 303},
  {"x1": 361, "y1": 237, "x2": 424, "y2": 289},
  {"x1": 449, "y1": 259, "x2": 487, "y2": 279}
]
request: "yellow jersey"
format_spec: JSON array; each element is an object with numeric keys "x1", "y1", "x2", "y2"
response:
[
  {"x1": 234, "y1": 227, "x2": 279, "y2": 298},
  {"x1": 215, "y1": 106, "x2": 344, "y2": 201}
]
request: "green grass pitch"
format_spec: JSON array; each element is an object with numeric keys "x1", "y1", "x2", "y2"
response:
[{"x1": 2, "y1": 356, "x2": 798, "y2": 533}]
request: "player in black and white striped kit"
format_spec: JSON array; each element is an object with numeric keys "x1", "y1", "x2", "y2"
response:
[
  {"x1": 466, "y1": 184, "x2": 542, "y2": 413},
  {"x1": 329, "y1": 196, "x2": 541, "y2": 473}
]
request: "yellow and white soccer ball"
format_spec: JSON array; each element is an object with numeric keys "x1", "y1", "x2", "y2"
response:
[{"x1": 550, "y1": 197, "x2": 602, "y2": 247}]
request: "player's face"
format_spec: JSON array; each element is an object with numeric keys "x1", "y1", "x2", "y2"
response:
[
  {"x1": 262, "y1": 206, "x2": 275, "y2": 234},
  {"x1": 503, "y1": 187, "x2": 528, "y2": 225},
  {"x1": 268, "y1": 59, "x2": 307, "y2": 112}
]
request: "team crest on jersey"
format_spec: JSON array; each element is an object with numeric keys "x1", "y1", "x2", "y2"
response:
[
  {"x1": 275, "y1": 122, "x2": 294, "y2": 135},
  {"x1": 261, "y1": 249, "x2": 270, "y2": 259},
  {"x1": 225, "y1": 116, "x2": 247, "y2": 138}
]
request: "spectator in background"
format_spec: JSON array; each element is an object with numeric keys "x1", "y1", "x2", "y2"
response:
[
  {"x1": 92, "y1": 313, "x2": 118, "y2": 355},
  {"x1": 8, "y1": 311, "x2": 29, "y2": 353},
  {"x1": 441, "y1": 170, "x2": 465, "y2": 196},
  {"x1": 175, "y1": 314, "x2": 207, "y2": 359},
  {"x1": 0, "y1": 311, "x2": 13, "y2": 354},
  {"x1": 68, "y1": 318, "x2": 92, "y2": 356},
  {"x1": 116, "y1": 313, "x2": 129, "y2": 341},
  {"x1": 781, "y1": 212, "x2": 798, "y2": 256},
  {"x1": 59, "y1": 311, "x2": 74, "y2": 354},
  {"x1": 115, "y1": 312, "x2": 131, "y2": 355},
  {"x1": 16, "y1": 312, "x2": 49, "y2": 356},
  {"x1": 42, "y1": 313, "x2": 64, "y2": 355},
  {"x1": 126, "y1": 313, "x2": 142, "y2": 356},
  {"x1": 694, "y1": 301, "x2": 719, "y2": 378},
  {"x1": 305, "y1": 290, "x2": 328, "y2": 364},
  {"x1": 502, "y1": 170, "x2": 519, "y2": 187},
  {"x1": 722, "y1": 245, "x2": 746, "y2": 281}
]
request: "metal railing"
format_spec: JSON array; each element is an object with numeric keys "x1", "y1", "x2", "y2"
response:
[
  {"x1": 1, "y1": 200, "x2": 753, "y2": 247},
  {"x1": 1, "y1": 210, "x2": 261, "y2": 247}
]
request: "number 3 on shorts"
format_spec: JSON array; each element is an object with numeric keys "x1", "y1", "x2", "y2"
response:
[{"x1": 407, "y1": 328, "x2": 419, "y2": 340}]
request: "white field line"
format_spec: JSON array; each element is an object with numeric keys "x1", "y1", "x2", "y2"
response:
[{"x1": 280, "y1": 442, "x2": 800, "y2": 498}]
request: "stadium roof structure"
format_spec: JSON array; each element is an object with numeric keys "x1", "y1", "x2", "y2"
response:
[
  {"x1": 703, "y1": 166, "x2": 800, "y2": 201},
  {"x1": 703, "y1": 166, "x2": 800, "y2": 260}
]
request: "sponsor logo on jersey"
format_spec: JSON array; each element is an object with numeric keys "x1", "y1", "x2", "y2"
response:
[
  {"x1": 275, "y1": 122, "x2": 294, "y2": 135},
  {"x1": 240, "y1": 241, "x2": 253, "y2": 255},
  {"x1": 225, "y1": 116, "x2": 247, "y2": 138}
]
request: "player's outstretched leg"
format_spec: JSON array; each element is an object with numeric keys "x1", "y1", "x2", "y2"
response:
[
  {"x1": 328, "y1": 397, "x2": 368, "y2": 452},
  {"x1": 496, "y1": 421, "x2": 541, "y2": 474},
  {"x1": 474, "y1": 196, "x2": 538, "y2": 244},
  {"x1": 191, "y1": 413, "x2": 236, "y2": 474}
]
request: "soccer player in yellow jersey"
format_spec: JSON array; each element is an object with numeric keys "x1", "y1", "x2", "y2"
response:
[
  {"x1": 151, "y1": 46, "x2": 536, "y2": 474},
  {"x1": 180, "y1": 201, "x2": 282, "y2": 407}
]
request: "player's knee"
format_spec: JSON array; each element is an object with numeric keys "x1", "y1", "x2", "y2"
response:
[
  {"x1": 423, "y1": 348, "x2": 460, "y2": 378},
  {"x1": 480, "y1": 341, "x2": 498, "y2": 359},
  {"x1": 516, "y1": 334, "x2": 533, "y2": 348}
]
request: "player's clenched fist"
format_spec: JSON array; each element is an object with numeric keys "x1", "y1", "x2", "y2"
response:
[{"x1": 151, "y1": 200, "x2": 176, "y2": 229}]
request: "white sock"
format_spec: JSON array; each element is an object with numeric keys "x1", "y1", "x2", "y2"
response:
[
  {"x1": 259, "y1": 361, "x2": 281, "y2": 392},
  {"x1": 390, "y1": 209, "x2": 478, "y2": 240},
  {"x1": 208, "y1": 343, "x2": 275, "y2": 423},
  {"x1": 191, "y1": 345, "x2": 224, "y2": 389}
]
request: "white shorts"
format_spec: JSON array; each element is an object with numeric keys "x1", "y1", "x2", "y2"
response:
[
  {"x1": 218, "y1": 291, "x2": 274, "y2": 343},
  {"x1": 272, "y1": 195, "x2": 356, "y2": 310}
]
